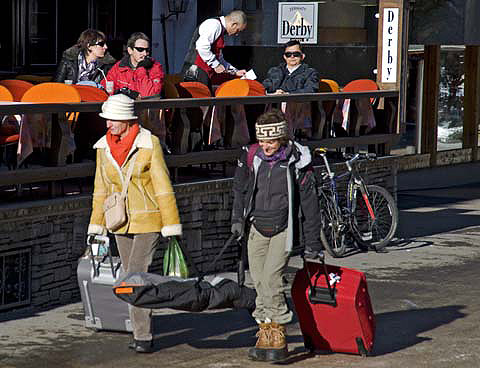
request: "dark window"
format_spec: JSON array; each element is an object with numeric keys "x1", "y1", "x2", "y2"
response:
[
  {"x1": 28, "y1": 0, "x2": 57, "y2": 65},
  {"x1": 0, "y1": 249, "x2": 31, "y2": 311},
  {"x1": 242, "y1": 0, "x2": 262, "y2": 12}
]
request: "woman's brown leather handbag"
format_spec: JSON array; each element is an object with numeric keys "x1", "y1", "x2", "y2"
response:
[{"x1": 103, "y1": 154, "x2": 137, "y2": 232}]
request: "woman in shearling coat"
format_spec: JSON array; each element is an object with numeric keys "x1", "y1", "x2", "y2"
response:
[{"x1": 88, "y1": 93, "x2": 182, "y2": 353}]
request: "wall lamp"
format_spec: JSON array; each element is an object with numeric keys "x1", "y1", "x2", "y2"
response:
[{"x1": 161, "y1": 0, "x2": 189, "y2": 74}]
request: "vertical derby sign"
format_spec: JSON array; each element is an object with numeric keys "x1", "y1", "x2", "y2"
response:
[
  {"x1": 381, "y1": 8, "x2": 399, "y2": 83},
  {"x1": 277, "y1": 2, "x2": 318, "y2": 44}
]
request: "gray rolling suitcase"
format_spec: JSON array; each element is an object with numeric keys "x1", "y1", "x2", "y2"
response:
[{"x1": 77, "y1": 235, "x2": 132, "y2": 332}]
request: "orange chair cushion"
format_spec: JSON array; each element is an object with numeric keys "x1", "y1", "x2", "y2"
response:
[
  {"x1": 177, "y1": 82, "x2": 212, "y2": 98},
  {"x1": 0, "y1": 85, "x2": 14, "y2": 102},
  {"x1": 342, "y1": 79, "x2": 378, "y2": 92},
  {"x1": 319, "y1": 79, "x2": 340, "y2": 93},
  {"x1": 21, "y1": 82, "x2": 81, "y2": 103},
  {"x1": 246, "y1": 80, "x2": 266, "y2": 96},
  {"x1": 0, "y1": 79, "x2": 34, "y2": 101},
  {"x1": 342, "y1": 79, "x2": 378, "y2": 104},
  {"x1": 0, "y1": 134, "x2": 19, "y2": 144},
  {"x1": 73, "y1": 85, "x2": 108, "y2": 102},
  {"x1": 215, "y1": 79, "x2": 250, "y2": 97}
]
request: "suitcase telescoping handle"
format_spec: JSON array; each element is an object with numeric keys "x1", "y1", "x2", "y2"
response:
[
  {"x1": 87, "y1": 235, "x2": 118, "y2": 278},
  {"x1": 303, "y1": 257, "x2": 337, "y2": 307}
]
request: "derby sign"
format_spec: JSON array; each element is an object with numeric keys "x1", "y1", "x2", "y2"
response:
[
  {"x1": 381, "y1": 8, "x2": 399, "y2": 83},
  {"x1": 277, "y1": 2, "x2": 318, "y2": 44}
]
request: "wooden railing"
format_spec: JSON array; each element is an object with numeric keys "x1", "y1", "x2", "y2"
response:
[{"x1": 0, "y1": 90, "x2": 399, "y2": 187}]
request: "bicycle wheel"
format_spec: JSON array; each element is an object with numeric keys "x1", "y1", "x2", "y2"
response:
[
  {"x1": 351, "y1": 185, "x2": 398, "y2": 250},
  {"x1": 319, "y1": 193, "x2": 347, "y2": 257}
]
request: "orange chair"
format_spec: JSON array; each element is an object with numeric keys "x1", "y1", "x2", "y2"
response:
[
  {"x1": 215, "y1": 79, "x2": 250, "y2": 98},
  {"x1": 0, "y1": 79, "x2": 34, "y2": 101},
  {"x1": 0, "y1": 85, "x2": 18, "y2": 168},
  {"x1": 70, "y1": 85, "x2": 107, "y2": 162},
  {"x1": 72, "y1": 85, "x2": 108, "y2": 102},
  {"x1": 319, "y1": 79, "x2": 340, "y2": 93},
  {"x1": 169, "y1": 82, "x2": 212, "y2": 153},
  {"x1": 245, "y1": 80, "x2": 265, "y2": 96},
  {"x1": 212, "y1": 79, "x2": 250, "y2": 146},
  {"x1": 176, "y1": 82, "x2": 211, "y2": 99},
  {"x1": 0, "y1": 85, "x2": 14, "y2": 102},
  {"x1": 341, "y1": 79, "x2": 378, "y2": 136},
  {"x1": 22, "y1": 82, "x2": 82, "y2": 122},
  {"x1": 21, "y1": 83, "x2": 81, "y2": 166},
  {"x1": 342, "y1": 79, "x2": 378, "y2": 103},
  {"x1": 21, "y1": 82, "x2": 81, "y2": 103}
]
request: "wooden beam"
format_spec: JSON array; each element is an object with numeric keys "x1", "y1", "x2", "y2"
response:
[
  {"x1": 0, "y1": 90, "x2": 399, "y2": 115},
  {"x1": 0, "y1": 134, "x2": 399, "y2": 186},
  {"x1": 463, "y1": 46, "x2": 480, "y2": 160},
  {"x1": 421, "y1": 45, "x2": 440, "y2": 166}
]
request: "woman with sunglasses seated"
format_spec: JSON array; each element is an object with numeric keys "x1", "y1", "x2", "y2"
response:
[
  {"x1": 103, "y1": 32, "x2": 164, "y2": 98},
  {"x1": 262, "y1": 40, "x2": 319, "y2": 139},
  {"x1": 54, "y1": 29, "x2": 116, "y2": 86}
]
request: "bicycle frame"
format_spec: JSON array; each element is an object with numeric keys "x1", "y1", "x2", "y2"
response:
[{"x1": 319, "y1": 153, "x2": 376, "y2": 228}]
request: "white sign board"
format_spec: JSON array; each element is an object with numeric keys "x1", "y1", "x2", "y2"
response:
[
  {"x1": 381, "y1": 8, "x2": 399, "y2": 83},
  {"x1": 277, "y1": 2, "x2": 318, "y2": 44}
]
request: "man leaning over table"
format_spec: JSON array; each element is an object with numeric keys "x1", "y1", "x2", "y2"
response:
[{"x1": 183, "y1": 10, "x2": 248, "y2": 90}]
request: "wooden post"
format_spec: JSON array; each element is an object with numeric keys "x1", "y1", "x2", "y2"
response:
[
  {"x1": 463, "y1": 46, "x2": 480, "y2": 161},
  {"x1": 421, "y1": 45, "x2": 440, "y2": 166}
]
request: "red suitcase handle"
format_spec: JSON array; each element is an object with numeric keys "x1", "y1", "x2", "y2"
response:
[{"x1": 303, "y1": 258, "x2": 337, "y2": 306}]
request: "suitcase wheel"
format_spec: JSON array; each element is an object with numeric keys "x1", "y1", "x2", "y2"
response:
[
  {"x1": 356, "y1": 337, "x2": 369, "y2": 357},
  {"x1": 303, "y1": 335, "x2": 315, "y2": 353}
]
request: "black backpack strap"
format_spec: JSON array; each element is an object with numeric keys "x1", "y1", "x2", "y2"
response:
[
  {"x1": 175, "y1": 234, "x2": 239, "y2": 281},
  {"x1": 237, "y1": 237, "x2": 247, "y2": 286}
]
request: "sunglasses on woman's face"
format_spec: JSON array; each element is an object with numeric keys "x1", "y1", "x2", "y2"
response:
[
  {"x1": 134, "y1": 46, "x2": 150, "y2": 53},
  {"x1": 284, "y1": 51, "x2": 302, "y2": 58},
  {"x1": 93, "y1": 41, "x2": 107, "y2": 47}
]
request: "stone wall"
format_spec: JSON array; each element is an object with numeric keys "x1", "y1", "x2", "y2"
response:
[{"x1": 0, "y1": 156, "x2": 397, "y2": 314}]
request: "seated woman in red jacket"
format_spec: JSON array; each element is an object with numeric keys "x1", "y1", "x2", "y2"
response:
[{"x1": 103, "y1": 32, "x2": 164, "y2": 98}]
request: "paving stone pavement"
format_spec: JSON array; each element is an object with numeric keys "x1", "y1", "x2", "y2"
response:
[{"x1": 1, "y1": 166, "x2": 480, "y2": 368}]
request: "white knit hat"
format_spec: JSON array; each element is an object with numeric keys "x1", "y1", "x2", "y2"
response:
[
  {"x1": 99, "y1": 93, "x2": 138, "y2": 120},
  {"x1": 255, "y1": 121, "x2": 289, "y2": 140}
]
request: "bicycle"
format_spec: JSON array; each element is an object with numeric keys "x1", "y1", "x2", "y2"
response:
[{"x1": 315, "y1": 148, "x2": 399, "y2": 257}]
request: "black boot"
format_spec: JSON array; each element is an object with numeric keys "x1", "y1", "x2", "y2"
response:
[{"x1": 134, "y1": 340, "x2": 154, "y2": 353}]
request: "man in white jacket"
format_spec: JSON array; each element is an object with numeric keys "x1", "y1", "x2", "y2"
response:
[{"x1": 183, "y1": 10, "x2": 248, "y2": 88}]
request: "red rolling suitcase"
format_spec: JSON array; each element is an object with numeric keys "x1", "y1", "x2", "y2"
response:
[{"x1": 291, "y1": 260, "x2": 375, "y2": 356}]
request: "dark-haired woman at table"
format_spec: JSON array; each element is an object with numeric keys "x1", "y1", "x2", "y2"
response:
[{"x1": 54, "y1": 28, "x2": 116, "y2": 86}]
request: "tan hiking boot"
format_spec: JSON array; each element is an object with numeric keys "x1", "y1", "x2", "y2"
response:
[
  {"x1": 267, "y1": 323, "x2": 288, "y2": 361},
  {"x1": 248, "y1": 323, "x2": 271, "y2": 361},
  {"x1": 256, "y1": 323, "x2": 272, "y2": 348}
]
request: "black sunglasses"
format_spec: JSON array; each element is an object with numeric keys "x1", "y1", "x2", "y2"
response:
[
  {"x1": 133, "y1": 46, "x2": 150, "y2": 53},
  {"x1": 284, "y1": 51, "x2": 302, "y2": 58},
  {"x1": 93, "y1": 41, "x2": 106, "y2": 47}
]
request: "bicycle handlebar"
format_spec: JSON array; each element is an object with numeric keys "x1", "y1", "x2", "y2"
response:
[{"x1": 313, "y1": 148, "x2": 376, "y2": 175}]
